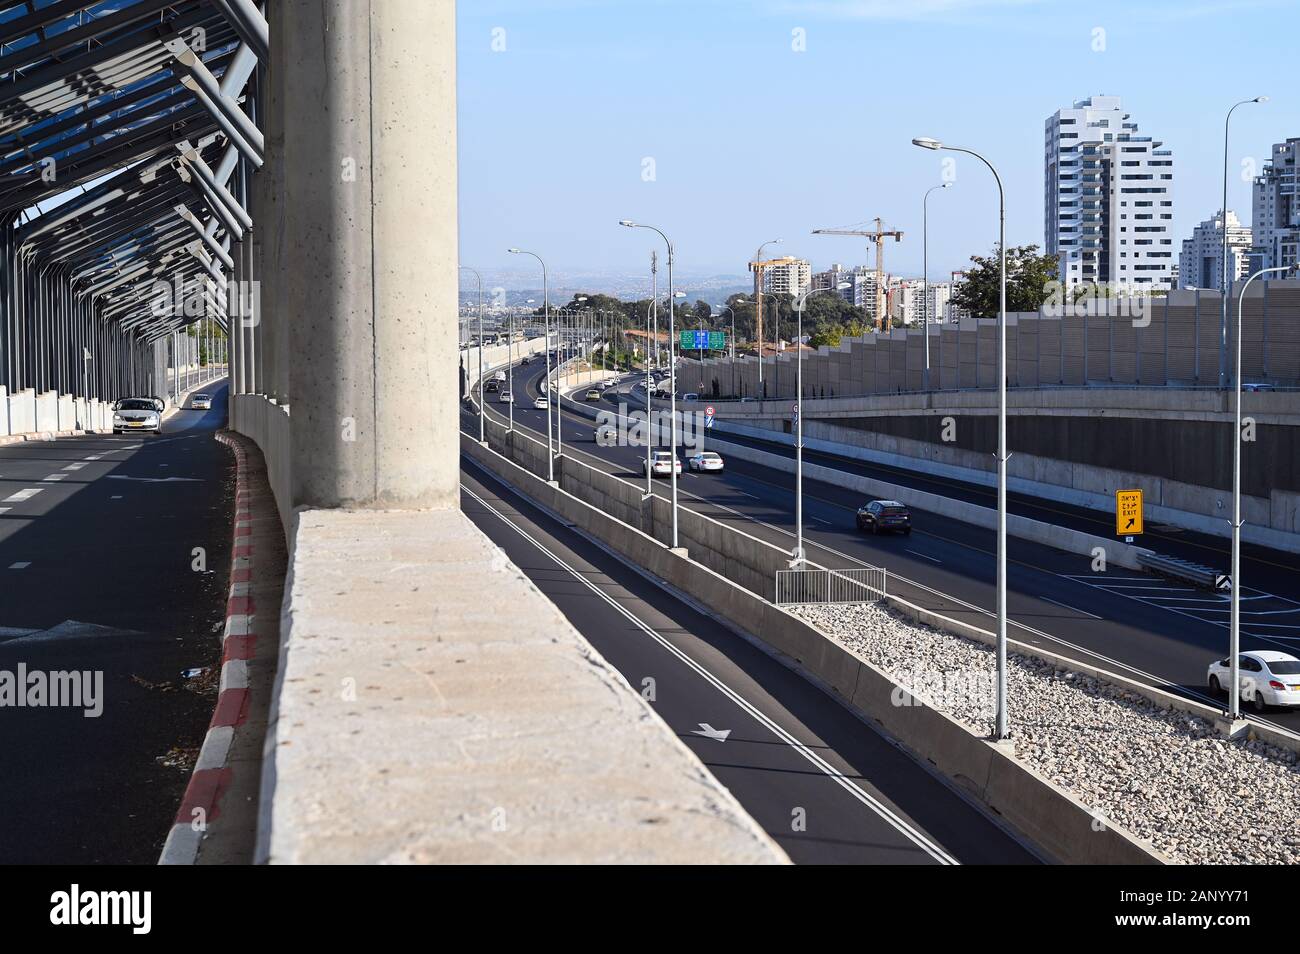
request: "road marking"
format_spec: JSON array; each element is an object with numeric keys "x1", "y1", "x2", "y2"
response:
[
  {"x1": 62, "y1": 462, "x2": 86, "y2": 471},
  {"x1": 2, "y1": 488, "x2": 42, "y2": 503},
  {"x1": 462, "y1": 480, "x2": 957, "y2": 865},
  {"x1": 0, "y1": 507, "x2": 9, "y2": 515},
  {"x1": 84, "y1": 455, "x2": 100, "y2": 461},
  {"x1": 42, "y1": 474, "x2": 65, "y2": 482},
  {"x1": 906, "y1": 549, "x2": 943, "y2": 564},
  {"x1": 1037, "y1": 596, "x2": 1103, "y2": 620},
  {"x1": 8, "y1": 562, "x2": 29, "y2": 569}
]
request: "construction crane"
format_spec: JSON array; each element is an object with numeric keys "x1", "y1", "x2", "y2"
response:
[{"x1": 812, "y1": 217, "x2": 903, "y2": 330}]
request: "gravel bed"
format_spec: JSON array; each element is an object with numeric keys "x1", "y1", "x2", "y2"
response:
[{"x1": 793, "y1": 602, "x2": 1300, "y2": 865}]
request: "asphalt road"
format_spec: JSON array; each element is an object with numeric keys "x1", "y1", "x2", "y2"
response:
[
  {"x1": 0, "y1": 380, "x2": 233, "y2": 863},
  {"x1": 466, "y1": 359, "x2": 1300, "y2": 735},
  {"x1": 460, "y1": 459, "x2": 1039, "y2": 864}
]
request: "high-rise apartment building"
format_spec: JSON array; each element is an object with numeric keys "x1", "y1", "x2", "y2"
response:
[
  {"x1": 761, "y1": 257, "x2": 812, "y2": 297},
  {"x1": 1045, "y1": 95, "x2": 1176, "y2": 292},
  {"x1": 1178, "y1": 210, "x2": 1253, "y2": 290},
  {"x1": 1253, "y1": 136, "x2": 1298, "y2": 271}
]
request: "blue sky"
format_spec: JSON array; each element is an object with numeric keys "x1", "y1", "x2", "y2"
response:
[{"x1": 457, "y1": 0, "x2": 1298, "y2": 283}]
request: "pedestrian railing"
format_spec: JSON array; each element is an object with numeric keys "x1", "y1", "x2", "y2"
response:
[{"x1": 774, "y1": 565, "x2": 887, "y2": 605}]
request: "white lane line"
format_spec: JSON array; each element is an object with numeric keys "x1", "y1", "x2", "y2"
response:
[
  {"x1": 906, "y1": 549, "x2": 943, "y2": 564},
  {"x1": 8, "y1": 562, "x2": 30, "y2": 569},
  {"x1": 0, "y1": 507, "x2": 9, "y2": 515},
  {"x1": 2, "y1": 488, "x2": 42, "y2": 503},
  {"x1": 462, "y1": 480, "x2": 958, "y2": 866},
  {"x1": 1037, "y1": 596, "x2": 1104, "y2": 620},
  {"x1": 42, "y1": 474, "x2": 65, "y2": 482},
  {"x1": 84, "y1": 455, "x2": 100, "y2": 461},
  {"x1": 62, "y1": 463, "x2": 86, "y2": 471}
]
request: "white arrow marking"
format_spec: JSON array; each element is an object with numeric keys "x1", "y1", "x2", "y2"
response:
[
  {"x1": 691, "y1": 723, "x2": 731, "y2": 742},
  {"x1": 106, "y1": 475, "x2": 202, "y2": 483}
]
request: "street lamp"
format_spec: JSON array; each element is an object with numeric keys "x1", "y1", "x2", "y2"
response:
[
  {"x1": 754, "y1": 237, "x2": 783, "y2": 390},
  {"x1": 1228, "y1": 262, "x2": 1296, "y2": 720},
  {"x1": 1219, "y1": 96, "x2": 1268, "y2": 389},
  {"x1": 621, "y1": 219, "x2": 682, "y2": 550},
  {"x1": 508, "y1": 248, "x2": 554, "y2": 482},
  {"x1": 922, "y1": 182, "x2": 951, "y2": 391},
  {"x1": 913, "y1": 135, "x2": 1010, "y2": 740},
  {"x1": 791, "y1": 282, "x2": 852, "y2": 566},
  {"x1": 714, "y1": 303, "x2": 736, "y2": 397},
  {"x1": 459, "y1": 265, "x2": 485, "y2": 443}
]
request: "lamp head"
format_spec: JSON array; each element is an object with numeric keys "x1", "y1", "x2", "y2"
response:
[
  {"x1": 618, "y1": 219, "x2": 635, "y2": 227},
  {"x1": 507, "y1": 247, "x2": 521, "y2": 254},
  {"x1": 1255, "y1": 96, "x2": 1269, "y2": 103},
  {"x1": 912, "y1": 137, "x2": 942, "y2": 150}
]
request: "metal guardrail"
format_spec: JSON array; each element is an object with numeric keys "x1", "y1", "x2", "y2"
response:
[
  {"x1": 1137, "y1": 551, "x2": 1227, "y2": 590},
  {"x1": 775, "y1": 566, "x2": 887, "y2": 605}
]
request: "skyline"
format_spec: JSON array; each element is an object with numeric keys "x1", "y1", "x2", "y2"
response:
[{"x1": 457, "y1": 0, "x2": 1297, "y2": 285}]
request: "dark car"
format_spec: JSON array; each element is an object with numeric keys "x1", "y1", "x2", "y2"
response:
[{"x1": 856, "y1": 499, "x2": 912, "y2": 535}]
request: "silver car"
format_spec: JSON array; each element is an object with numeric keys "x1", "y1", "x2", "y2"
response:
[
  {"x1": 191, "y1": 393, "x2": 212, "y2": 410},
  {"x1": 113, "y1": 397, "x2": 162, "y2": 434}
]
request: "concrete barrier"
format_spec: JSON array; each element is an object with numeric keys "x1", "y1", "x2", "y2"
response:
[
  {"x1": 7, "y1": 389, "x2": 33, "y2": 436},
  {"x1": 34, "y1": 391, "x2": 57, "y2": 433},
  {"x1": 229, "y1": 393, "x2": 292, "y2": 535},
  {"x1": 461, "y1": 431, "x2": 1168, "y2": 864},
  {"x1": 708, "y1": 432, "x2": 1154, "y2": 570}
]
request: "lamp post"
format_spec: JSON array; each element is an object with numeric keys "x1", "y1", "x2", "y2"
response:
[
  {"x1": 922, "y1": 182, "x2": 951, "y2": 391},
  {"x1": 791, "y1": 282, "x2": 851, "y2": 566},
  {"x1": 1229, "y1": 262, "x2": 1296, "y2": 719},
  {"x1": 622, "y1": 220, "x2": 681, "y2": 549},
  {"x1": 459, "y1": 265, "x2": 485, "y2": 442},
  {"x1": 1219, "y1": 97, "x2": 1268, "y2": 389},
  {"x1": 508, "y1": 248, "x2": 554, "y2": 482},
  {"x1": 714, "y1": 303, "x2": 736, "y2": 396},
  {"x1": 754, "y1": 237, "x2": 783, "y2": 390},
  {"x1": 914, "y1": 135, "x2": 1009, "y2": 740}
]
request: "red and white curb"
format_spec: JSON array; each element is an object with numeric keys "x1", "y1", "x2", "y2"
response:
[{"x1": 159, "y1": 432, "x2": 256, "y2": 865}]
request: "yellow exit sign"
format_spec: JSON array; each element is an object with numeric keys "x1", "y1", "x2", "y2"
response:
[{"x1": 1116, "y1": 489, "x2": 1143, "y2": 536}]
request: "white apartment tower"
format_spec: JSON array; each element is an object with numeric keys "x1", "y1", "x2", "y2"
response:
[
  {"x1": 1045, "y1": 95, "x2": 1176, "y2": 292},
  {"x1": 1178, "y1": 210, "x2": 1253, "y2": 290},
  {"x1": 1253, "y1": 137, "x2": 1298, "y2": 271},
  {"x1": 762, "y1": 257, "x2": 812, "y2": 297}
]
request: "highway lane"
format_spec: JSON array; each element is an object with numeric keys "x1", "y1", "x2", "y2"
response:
[
  {"x1": 465, "y1": 360, "x2": 1300, "y2": 735},
  {"x1": 0, "y1": 381, "x2": 233, "y2": 863},
  {"x1": 460, "y1": 458, "x2": 1040, "y2": 864}
]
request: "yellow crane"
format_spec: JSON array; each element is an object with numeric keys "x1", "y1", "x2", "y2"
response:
[{"x1": 812, "y1": 217, "x2": 903, "y2": 330}]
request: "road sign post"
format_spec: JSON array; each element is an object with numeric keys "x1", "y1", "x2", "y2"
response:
[{"x1": 1115, "y1": 489, "x2": 1143, "y2": 537}]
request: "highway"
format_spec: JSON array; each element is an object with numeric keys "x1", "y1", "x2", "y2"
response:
[
  {"x1": 0, "y1": 381, "x2": 233, "y2": 863},
  {"x1": 460, "y1": 458, "x2": 1039, "y2": 864},
  {"x1": 465, "y1": 357, "x2": 1300, "y2": 735}
]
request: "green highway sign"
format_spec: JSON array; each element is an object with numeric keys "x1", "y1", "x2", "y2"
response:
[{"x1": 681, "y1": 330, "x2": 727, "y2": 351}]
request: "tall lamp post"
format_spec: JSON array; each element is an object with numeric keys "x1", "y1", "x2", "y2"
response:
[
  {"x1": 922, "y1": 182, "x2": 951, "y2": 391},
  {"x1": 508, "y1": 248, "x2": 554, "y2": 482},
  {"x1": 714, "y1": 303, "x2": 735, "y2": 397},
  {"x1": 791, "y1": 282, "x2": 851, "y2": 565},
  {"x1": 1219, "y1": 97, "x2": 1268, "y2": 389},
  {"x1": 459, "y1": 265, "x2": 485, "y2": 442},
  {"x1": 621, "y1": 219, "x2": 681, "y2": 550},
  {"x1": 754, "y1": 237, "x2": 783, "y2": 391},
  {"x1": 1229, "y1": 262, "x2": 1296, "y2": 720},
  {"x1": 914, "y1": 135, "x2": 1010, "y2": 740}
]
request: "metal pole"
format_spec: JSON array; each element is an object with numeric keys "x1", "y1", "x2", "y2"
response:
[
  {"x1": 1221, "y1": 97, "x2": 1266, "y2": 389},
  {"x1": 923, "y1": 183, "x2": 950, "y2": 391},
  {"x1": 795, "y1": 298, "x2": 804, "y2": 566},
  {"x1": 508, "y1": 249, "x2": 553, "y2": 479},
  {"x1": 1231, "y1": 264, "x2": 1294, "y2": 719}
]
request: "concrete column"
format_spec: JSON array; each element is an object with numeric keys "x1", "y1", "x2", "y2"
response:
[{"x1": 282, "y1": 0, "x2": 458, "y2": 509}]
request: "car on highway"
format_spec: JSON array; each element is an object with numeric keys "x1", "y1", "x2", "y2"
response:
[
  {"x1": 191, "y1": 393, "x2": 211, "y2": 410},
  {"x1": 856, "y1": 499, "x2": 912, "y2": 535},
  {"x1": 595, "y1": 423, "x2": 617, "y2": 446},
  {"x1": 1207, "y1": 651, "x2": 1300, "y2": 711},
  {"x1": 688, "y1": 451, "x2": 724, "y2": 472},
  {"x1": 112, "y1": 397, "x2": 163, "y2": 434},
  {"x1": 682, "y1": 392, "x2": 699, "y2": 402},
  {"x1": 499, "y1": 390, "x2": 514, "y2": 404},
  {"x1": 485, "y1": 378, "x2": 500, "y2": 393},
  {"x1": 521, "y1": 355, "x2": 531, "y2": 365},
  {"x1": 585, "y1": 388, "x2": 602, "y2": 401},
  {"x1": 533, "y1": 396, "x2": 549, "y2": 409},
  {"x1": 1242, "y1": 382, "x2": 1274, "y2": 392},
  {"x1": 641, "y1": 450, "x2": 681, "y2": 477}
]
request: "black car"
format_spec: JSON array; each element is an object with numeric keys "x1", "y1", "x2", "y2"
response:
[{"x1": 856, "y1": 499, "x2": 912, "y2": 535}]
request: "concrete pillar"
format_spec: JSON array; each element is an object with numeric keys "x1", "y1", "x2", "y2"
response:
[{"x1": 281, "y1": 0, "x2": 458, "y2": 509}]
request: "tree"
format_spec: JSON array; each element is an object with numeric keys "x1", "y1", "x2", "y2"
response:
[{"x1": 950, "y1": 244, "x2": 1060, "y2": 317}]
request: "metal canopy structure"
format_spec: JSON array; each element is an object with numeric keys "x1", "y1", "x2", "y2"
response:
[{"x1": 0, "y1": 0, "x2": 265, "y2": 402}]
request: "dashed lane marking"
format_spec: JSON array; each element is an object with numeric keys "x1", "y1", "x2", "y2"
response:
[
  {"x1": 8, "y1": 562, "x2": 29, "y2": 570},
  {"x1": 2, "y1": 488, "x2": 42, "y2": 503}
]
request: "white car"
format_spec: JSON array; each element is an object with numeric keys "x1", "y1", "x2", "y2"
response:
[
  {"x1": 191, "y1": 393, "x2": 211, "y2": 410},
  {"x1": 1207, "y1": 651, "x2": 1300, "y2": 711},
  {"x1": 112, "y1": 397, "x2": 162, "y2": 434},
  {"x1": 533, "y1": 396, "x2": 549, "y2": 409},
  {"x1": 682, "y1": 393, "x2": 699, "y2": 403},
  {"x1": 688, "y1": 451, "x2": 724, "y2": 472},
  {"x1": 641, "y1": 450, "x2": 681, "y2": 477},
  {"x1": 499, "y1": 390, "x2": 514, "y2": 404}
]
